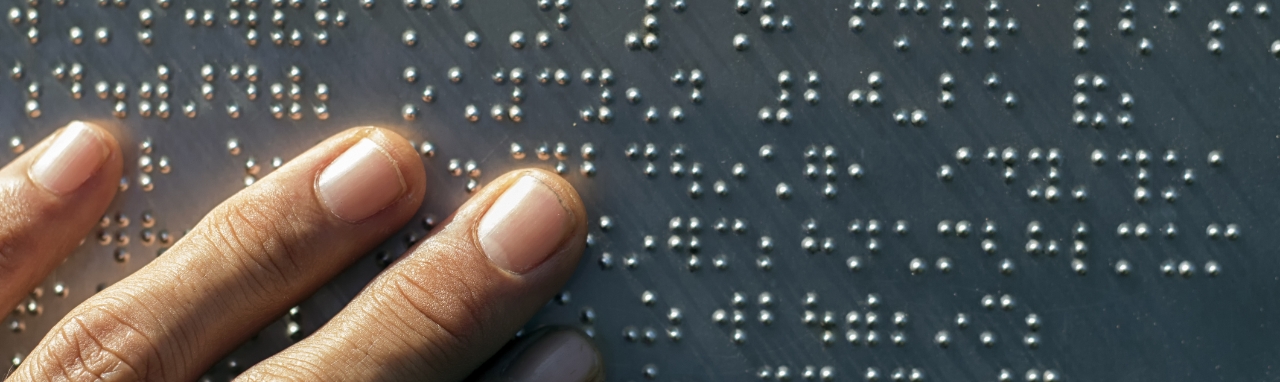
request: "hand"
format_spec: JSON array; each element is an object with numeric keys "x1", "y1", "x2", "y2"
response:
[{"x1": 1, "y1": 122, "x2": 603, "y2": 381}]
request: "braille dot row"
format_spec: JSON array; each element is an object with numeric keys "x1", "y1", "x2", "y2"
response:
[
  {"x1": 754, "y1": 365, "x2": 835, "y2": 382},
  {"x1": 1160, "y1": 259, "x2": 1221, "y2": 277}
]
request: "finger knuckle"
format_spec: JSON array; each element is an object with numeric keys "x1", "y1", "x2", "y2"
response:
[
  {"x1": 380, "y1": 250, "x2": 493, "y2": 350},
  {"x1": 0, "y1": 183, "x2": 34, "y2": 277},
  {"x1": 197, "y1": 195, "x2": 308, "y2": 291},
  {"x1": 38, "y1": 303, "x2": 161, "y2": 381},
  {"x1": 239, "y1": 354, "x2": 327, "y2": 382}
]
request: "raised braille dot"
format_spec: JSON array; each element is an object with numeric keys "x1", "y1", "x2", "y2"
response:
[
  {"x1": 1022, "y1": 333, "x2": 1041, "y2": 349},
  {"x1": 1202, "y1": 261, "x2": 1221, "y2": 277},
  {"x1": 1225, "y1": 224, "x2": 1241, "y2": 239},
  {"x1": 941, "y1": 221, "x2": 966, "y2": 238},
  {"x1": 400, "y1": 104, "x2": 417, "y2": 121},
  {"x1": 1207, "y1": 19, "x2": 1226, "y2": 36},
  {"x1": 1224, "y1": 1, "x2": 1245, "y2": 17},
  {"x1": 756, "y1": 256, "x2": 772, "y2": 271},
  {"x1": 1115, "y1": 259, "x2": 1132, "y2": 275},
  {"x1": 446, "y1": 67, "x2": 464, "y2": 83},
  {"x1": 588, "y1": 106, "x2": 609, "y2": 122},
  {"x1": 728, "y1": 162, "x2": 748, "y2": 179},
  {"x1": 1207, "y1": 150, "x2": 1224, "y2": 166},
  {"x1": 1116, "y1": 222, "x2": 1136, "y2": 238},
  {"x1": 979, "y1": 331, "x2": 997, "y2": 347},
  {"x1": 1206, "y1": 223, "x2": 1224, "y2": 239},
  {"x1": 999, "y1": 258, "x2": 1016, "y2": 274},
  {"x1": 463, "y1": 104, "x2": 479, "y2": 122},
  {"x1": 503, "y1": 105, "x2": 522, "y2": 122},
  {"x1": 1208, "y1": 38, "x2": 1224, "y2": 54},
  {"x1": 400, "y1": 29, "x2": 418, "y2": 46},
  {"x1": 1071, "y1": 17, "x2": 1091, "y2": 36},
  {"x1": 1135, "y1": 222, "x2": 1152, "y2": 239},
  {"x1": 977, "y1": 238, "x2": 996, "y2": 253},
  {"x1": 506, "y1": 30, "x2": 526, "y2": 49}
]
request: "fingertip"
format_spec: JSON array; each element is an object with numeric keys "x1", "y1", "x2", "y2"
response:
[
  {"x1": 346, "y1": 126, "x2": 426, "y2": 183},
  {"x1": 475, "y1": 169, "x2": 587, "y2": 274},
  {"x1": 354, "y1": 126, "x2": 428, "y2": 204},
  {"x1": 239, "y1": 167, "x2": 593, "y2": 381},
  {"x1": 75, "y1": 120, "x2": 122, "y2": 156},
  {"x1": 0, "y1": 120, "x2": 122, "y2": 314},
  {"x1": 516, "y1": 168, "x2": 587, "y2": 229},
  {"x1": 312, "y1": 126, "x2": 427, "y2": 223},
  {"x1": 522, "y1": 168, "x2": 590, "y2": 269},
  {"x1": 62, "y1": 120, "x2": 123, "y2": 172},
  {"x1": 26, "y1": 120, "x2": 122, "y2": 196},
  {"x1": 474, "y1": 327, "x2": 604, "y2": 382},
  {"x1": 79, "y1": 120, "x2": 125, "y2": 187}
]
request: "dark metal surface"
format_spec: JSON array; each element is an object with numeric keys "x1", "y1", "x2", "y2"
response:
[{"x1": 3, "y1": 0, "x2": 1279, "y2": 380}]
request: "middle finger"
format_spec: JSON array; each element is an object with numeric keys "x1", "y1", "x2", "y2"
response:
[{"x1": 13, "y1": 127, "x2": 426, "y2": 381}]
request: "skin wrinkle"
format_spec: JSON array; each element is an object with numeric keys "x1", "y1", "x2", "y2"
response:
[
  {"x1": 52, "y1": 326, "x2": 91, "y2": 381},
  {"x1": 66, "y1": 315, "x2": 144, "y2": 380},
  {"x1": 332, "y1": 321, "x2": 416, "y2": 380},
  {"x1": 50, "y1": 315, "x2": 110, "y2": 380},
  {"x1": 196, "y1": 222, "x2": 273, "y2": 303},
  {"x1": 0, "y1": 125, "x2": 122, "y2": 316},
  {"x1": 177, "y1": 232, "x2": 268, "y2": 315},
  {"x1": 191, "y1": 203, "x2": 305, "y2": 328},
  {"x1": 10, "y1": 127, "x2": 451, "y2": 382},
  {"x1": 337, "y1": 201, "x2": 504, "y2": 379},
  {"x1": 338, "y1": 330, "x2": 379, "y2": 377},
  {"x1": 48, "y1": 323, "x2": 74, "y2": 378},
  {"x1": 36, "y1": 140, "x2": 598, "y2": 380},
  {"x1": 251, "y1": 184, "x2": 327, "y2": 273},
  {"x1": 243, "y1": 169, "x2": 578, "y2": 381},
  {"x1": 89, "y1": 292, "x2": 170, "y2": 378},
  {"x1": 56, "y1": 172, "x2": 318, "y2": 380},
  {"x1": 292, "y1": 286, "x2": 450, "y2": 380},
  {"x1": 138, "y1": 266, "x2": 211, "y2": 377},
  {"x1": 127, "y1": 258, "x2": 220, "y2": 379},
  {"x1": 263, "y1": 352, "x2": 326, "y2": 382},
  {"x1": 388, "y1": 267, "x2": 484, "y2": 345},
  {"x1": 233, "y1": 137, "x2": 425, "y2": 380},
  {"x1": 150, "y1": 296, "x2": 195, "y2": 382},
  {"x1": 215, "y1": 203, "x2": 304, "y2": 299},
  {"x1": 168, "y1": 224, "x2": 304, "y2": 374},
  {"x1": 216, "y1": 239, "x2": 279, "y2": 316},
  {"x1": 381, "y1": 276, "x2": 466, "y2": 374},
  {"x1": 382, "y1": 279, "x2": 467, "y2": 365},
  {"x1": 155, "y1": 240, "x2": 262, "y2": 369},
  {"x1": 0, "y1": 183, "x2": 33, "y2": 285}
]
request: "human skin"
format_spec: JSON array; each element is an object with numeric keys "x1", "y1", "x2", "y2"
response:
[{"x1": 1, "y1": 122, "x2": 603, "y2": 382}]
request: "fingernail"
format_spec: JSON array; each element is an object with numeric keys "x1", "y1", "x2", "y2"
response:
[
  {"x1": 29, "y1": 121, "x2": 109, "y2": 195},
  {"x1": 502, "y1": 330, "x2": 602, "y2": 382},
  {"x1": 316, "y1": 138, "x2": 405, "y2": 222},
  {"x1": 478, "y1": 175, "x2": 572, "y2": 274}
]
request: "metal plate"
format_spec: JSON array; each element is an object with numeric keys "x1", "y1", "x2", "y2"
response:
[{"x1": 3, "y1": 0, "x2": 1279, "y2": 380}]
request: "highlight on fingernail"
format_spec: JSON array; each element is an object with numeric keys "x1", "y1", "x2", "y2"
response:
[
  {"x1": 28, "y1": 121, "x2": 110, "y2": 195},
  {"x1": 477, "y1": 174, "x2": 574, "y2": 274},
  {"x1": 316, "y1": 137, "x2": 406, "y2": 222}
]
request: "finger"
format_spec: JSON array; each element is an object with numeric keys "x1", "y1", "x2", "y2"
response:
[
  {"x1": 242, "y1": 168, "x2": 588, "y2": 381},
  {"x1": 0, "y1": 121, "x2": 122, "y2": 312},
  {"x1": 468, "y1": 327, "x2": 604, "y2": 382},
  {"x1": 12, "y1": 127, "x2": 426, "y2": 381}
]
